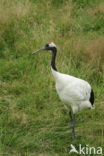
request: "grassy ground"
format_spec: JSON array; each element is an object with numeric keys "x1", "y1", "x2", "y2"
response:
[{"x1": 0, "y1": 0, "x2": 104, "y2": 155}]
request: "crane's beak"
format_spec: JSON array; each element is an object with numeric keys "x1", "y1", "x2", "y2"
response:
[{"x1": 32, "y1": 47, "x2": 46, "y2": 55}]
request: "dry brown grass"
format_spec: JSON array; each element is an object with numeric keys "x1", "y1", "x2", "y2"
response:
[
  {"x1": 85, "y1": 1, "x2": 104, "y2": 19},
  {"x1": 86, "y1": 36, "x2": 104, "y2": 71},
  {"x1": 62, "y1": 34, "x2": 104, "y2": 72},
  {"x1": 94, "y1": 2, "x2": 104, "y2": 17},
  {"x1": 0, "y1": 0, "x2": 34, "y2": 25},
  {"x1": 86, "y1": 36, "x2": 104, "y2": 59},
  {"x1": 9, "y1": 102, "x2": 28, "y2": 125}
]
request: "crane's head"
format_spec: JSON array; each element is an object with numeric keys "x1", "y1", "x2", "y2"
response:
[{"x1": 32, "y1": 42, "x2": 56, "y2": 55}]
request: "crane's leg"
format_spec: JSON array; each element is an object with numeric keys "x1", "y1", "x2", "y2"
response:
[
  {"x1": 69, "y1": 111, "x2": 75, "y2": 137},
  {"x1": 72, "y1": 114, "x2": 75, "y2": 137}
]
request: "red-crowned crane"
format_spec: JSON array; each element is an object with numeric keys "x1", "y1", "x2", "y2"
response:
[{"x1": 32, "y1": 42, "x2": 95, "y2": 137}]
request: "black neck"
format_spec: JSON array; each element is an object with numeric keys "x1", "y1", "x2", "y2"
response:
[{"x1": 51, "y1": 48, "x2": 57, "y2": 71}]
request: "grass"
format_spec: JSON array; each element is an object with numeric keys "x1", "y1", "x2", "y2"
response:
[{"x1": 0, "y1": 0, "x2": 104, "y2": 155}]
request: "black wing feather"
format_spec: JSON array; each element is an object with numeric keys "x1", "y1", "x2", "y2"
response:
[{"x1": 89, "y1": 89, "x2": 94, "y2": 106}]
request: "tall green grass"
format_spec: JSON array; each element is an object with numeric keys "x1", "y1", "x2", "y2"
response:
[{"x1": 0, "y1": 0, "x2": 104, "y2": 155}]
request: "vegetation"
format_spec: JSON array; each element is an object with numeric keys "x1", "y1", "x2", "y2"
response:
[{"x1": 0, "y1": 0, "x2": 104, "y2": 155}]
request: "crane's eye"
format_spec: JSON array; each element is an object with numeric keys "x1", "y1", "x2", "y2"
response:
[{"x1": 45, "y1": 44, "x2": 49, "y2": 47}]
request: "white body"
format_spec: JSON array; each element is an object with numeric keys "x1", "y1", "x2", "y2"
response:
[{"x1": 51, "y1": 67, "x2": 94, "y2": 114}]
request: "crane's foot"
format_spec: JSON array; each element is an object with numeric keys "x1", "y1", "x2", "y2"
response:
[{"x1": 70, "y1": 132, "x2": 75, "y2": 139}]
